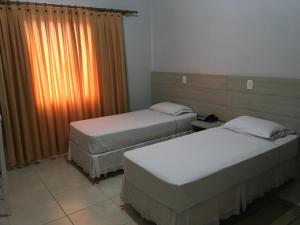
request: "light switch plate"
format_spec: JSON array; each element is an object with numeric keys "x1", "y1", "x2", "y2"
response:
[
  {"x1": 247, "y1": 80, "x2": 253, "y2": 90},
  {"x1": 182, "y1": 75, "x2": 187, "y2": 84}
]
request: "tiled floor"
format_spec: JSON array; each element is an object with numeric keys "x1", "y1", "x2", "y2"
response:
[
  {"x1": 221, "y1": 194, "x2": 300, "y2": 225},
  {"x1": 4, "y1": 155, "x2": 153, "y2": 225},
  {"x1": 2, "y1": 155, "x2": 300, "y2": 225}
]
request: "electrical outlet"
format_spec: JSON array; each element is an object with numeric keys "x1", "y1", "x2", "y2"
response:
[
  {"x1": 247, "y1": 80, "x2": 253, "y2": 90},
  {"x1": 182, "y1": 75, "x2": 187, "y2": 84}
]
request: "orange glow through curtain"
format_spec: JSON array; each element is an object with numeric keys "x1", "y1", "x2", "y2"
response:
[{"x1": 0, "y1": 5, "x2": 128, "y2": 167}]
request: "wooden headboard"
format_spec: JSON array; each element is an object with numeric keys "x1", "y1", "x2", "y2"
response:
[{"x1": 152, "y1": 72, "x2": 300, "y2": 133}]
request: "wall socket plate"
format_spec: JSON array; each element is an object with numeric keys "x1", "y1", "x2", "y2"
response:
[
  {"x1": 182, "y1": 75, "x2": 187, "y2": 84},
  {"x1": 247, "y1": 80, "x2": 253, "y2": 90}
]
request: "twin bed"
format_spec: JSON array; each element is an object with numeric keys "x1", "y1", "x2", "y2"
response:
[
  {"x1": 68, "y1": 102, "x2": 298, "y2": 225},
  {"x1": 68, "y1": 102, "x2": 196, "y2": 178},
  {"x1": 121, "y1": 116, "x2": 298, "y2": 225}
]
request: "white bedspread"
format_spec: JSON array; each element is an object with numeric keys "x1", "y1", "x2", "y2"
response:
[
  {"x1": 70, "y1": 110, "x2": 196, "y2": 155},
  {"x1": 123, "y1": 127, "x2": 298, "y2": 213}
]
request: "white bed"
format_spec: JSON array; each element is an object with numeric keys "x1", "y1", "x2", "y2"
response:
[
  {"x1": 68, "y1": 103, "x2": 196, "y2": 178},
  {"x1": 121, "y1": 125, "x2": 298, "y2": 225}
]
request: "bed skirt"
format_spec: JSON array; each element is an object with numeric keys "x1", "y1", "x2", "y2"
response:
[
  {"x1": 68, "y1": 131, "x2": 192, "y2": 178},
  {"x1": 121, "y1": 159, "x2": 297, "y2": 225}
]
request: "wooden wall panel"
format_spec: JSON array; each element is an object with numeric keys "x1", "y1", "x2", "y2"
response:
[
  {"x1": 152, "y1": 72, "x2": 230, "y2": 120},
  {"x1": 151, "y1": 72, "x2": 300, "y2": 133},
  {"x1": 228, "y1": 76, "x2": 300, "y2": 98}
]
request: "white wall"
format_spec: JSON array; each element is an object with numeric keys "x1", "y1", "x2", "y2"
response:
[
  {"x1": 19, "y1": 0, "x2": 300, "y2": 110},
  {"x1": 21, "y1": 0, "x2": 152, "y2": 110},
  {"x1": 151, "y1": 0, "x2": 300, "y2": 78}
]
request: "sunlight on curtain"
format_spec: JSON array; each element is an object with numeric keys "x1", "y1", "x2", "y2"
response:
[
  {"x1": 0, "y1": 4, "x2": 127, "y2": 166},
  {"x1": 23, "y1": 17, "x2": 100, "y2": 111}
]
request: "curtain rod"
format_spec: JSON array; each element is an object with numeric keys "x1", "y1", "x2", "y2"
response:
[{"x1": 0, "y1": 1, "x2": 138, "y2": 15}]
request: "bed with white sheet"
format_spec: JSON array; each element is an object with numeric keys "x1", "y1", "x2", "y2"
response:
[
  {"x1": 121, "y1": 116, "x2": 298, "y2": 225},
  {"x1": 68, "y1": 102, "x2": 196, "y2": 178}
]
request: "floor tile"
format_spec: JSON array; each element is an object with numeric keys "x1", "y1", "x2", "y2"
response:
[
  {"x1": 7, "y1": 165, "x2": 66, "y2": 225},
  {"x1": 0, "y1": 217, "x2": 10, "y2": 225},
  {"x1": 274, "y1": 179, "x2": 300, "y2": 206},
  {"x1": 32, "y1": 157, "x2": 70, "y2": 179},
  {"x1": 8, "y1": 167, "x2": 65, "y2": 225},
  {"x1": 40, "y1": 167, "x2": 89, "y2": 195},
  {"x1": 32, "y1": 156, "x2": 91, "y2": 195},
  {"x1": 8, "y1": 167, "x2": 45, "y2": 196},
  {"x1": 9, "y1": 199, "x2": 64, "y2": 225},
  {"x1": 234, "y1": 201, "x2": 292, "y2": 225},
  {"x1": 270, "y1": 207, "x2": 300, "y2": 225},
  {"x1": 44, "y1": 217, "x2": 72, "y2": 225},
  {"x1": 111, "y1": 195, "x2": 123, "y2": 207},
  {"x1": 69, "y1": 199, "x2": 131, "y2": 225},
  {"x1": 54, "y1": 184, "x2": 108, "y2": 214},
  {"x1": 96, "y1": 175, "x2": 123, "y2": 198},
  {"x1": 124, "y1": 222, "x2": 136, "y2": 225},
  {"x1": 9, "y1": 186, "x2": 53, "y2": 207}
]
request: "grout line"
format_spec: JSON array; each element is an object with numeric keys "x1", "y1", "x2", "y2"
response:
[
  {"x1": 43, "y1": 181, "x2": 90, "y2": 197},
  {"x1": 7, "y1": 160, "x2": 125, "y2": 225},
  {"x1": 30, "y1": 159, "x2": 125, "y2": 225},
  {"x1": 32, "y1": 166, "x2": 75, "y2": 225},
  {"x1": 51, "y1": 183, "x2": 119, "y2": 216},
  {"x1": 67, "y1": 198, "x2": 115, "y2": 216},
  {"x1": 42, "y1": 216, "x2": 67, "y2": 225},
  {"x1": 32, "y1": 161, "x2": 122, "y2": 224},
  {"x1": 54, "y1": 187, "x2": 112, "y2": 215}
]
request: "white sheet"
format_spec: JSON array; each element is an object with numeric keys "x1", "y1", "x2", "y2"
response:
[
  {"x1": 123, "y1": 127, "x2": 298, "y2": 213},
  {"x1": 69, "y1": 110, "x2": 196, "y2": 155}
]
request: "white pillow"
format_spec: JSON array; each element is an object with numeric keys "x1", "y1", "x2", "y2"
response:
[
  {"x1": 224, "y1": 116, "x2": 295, "y2": 141},
  {"x1": 149, "y1": 102, "x2": 193, "y2": 116}
]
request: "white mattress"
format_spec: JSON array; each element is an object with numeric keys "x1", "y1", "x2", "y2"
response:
[
  {"x1": 69, "y1": 110, "x2": 196, "y2": 155},
  {"x1": 123, "y1": 127, "x2": 298, "y2": 213}
]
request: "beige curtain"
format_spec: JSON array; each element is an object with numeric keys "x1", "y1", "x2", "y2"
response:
[{"x1": 0, "y1": 4, "x2": 128, "y2": 167}]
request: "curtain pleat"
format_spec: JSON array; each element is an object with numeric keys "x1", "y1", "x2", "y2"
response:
[
  {"x1": 95, "y1": 13, "x2": 127, "y2": 115},
  {"x1": 0, "y1": 6, "x2": 42, "y2": 164},
  {"x1": 0, "y1": 5, "x2": 128, "y2": 167}
]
